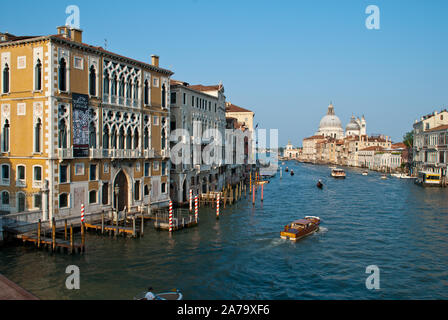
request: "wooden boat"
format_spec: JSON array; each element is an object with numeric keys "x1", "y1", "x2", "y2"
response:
[
  {"x1": 331, "y1": 168, "x2": 346, "y2": 179},
  {"x1": 135, "y1": 289, "x2": 183, "y2": 300},
  {"x1": 290, "y1": 170, "x2": 294, "y2": 176},
  {"x1": 285, "y1": 167, "x2": 289, "y2": 172},
  {"x1": 362, "y1": 171, "x2": 368, "y2": 176},
  {"x1": 381, "y1": 174, "x2": 387, "y2": 180},
  {"x1": 280, "y1": 216, "x2": 321, "y2": 241},
  {"x1": 316, "y1": 180, "x2": 323, "y2": 189}
]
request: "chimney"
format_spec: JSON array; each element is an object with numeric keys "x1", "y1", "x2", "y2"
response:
[
  {"x1": 151, "y1": 55, "x2": 159, "y2": 67},
  {"x1": 69, "y1": 27, "x2": 83, "y2": 43}
]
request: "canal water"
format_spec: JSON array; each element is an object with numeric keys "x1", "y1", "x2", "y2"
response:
[{"x1": 1, "y1": 161, "x2": 448, "y2": 300}]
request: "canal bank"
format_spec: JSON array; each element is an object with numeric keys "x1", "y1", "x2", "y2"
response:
[
  {"x1": 0, "y1": 274, "x2": 39, "y2": 300},
  {"x1": 1, "y1": 161, "x2": 448, "y2": 300}
]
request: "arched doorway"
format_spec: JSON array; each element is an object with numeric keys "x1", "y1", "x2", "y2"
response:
[
  {"x1": 182, "y1": 179, "x2": 187, "y2": 203},
  {"x1": 114, "y1": 170, "x2": 128, "y2": 212}
]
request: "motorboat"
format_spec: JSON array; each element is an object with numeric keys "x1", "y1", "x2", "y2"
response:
[
  {"x1": 316, "y1": 180, "x2": 323, "y2": 189},
  {"x1": 415, "y1": 171, "x2": 442, "y2": 187},
  {"x1": 290, "y1": 169, "x2": 294, "y2": 176},
  {"x1": 285, "y1": 167, "x2": 289, "y2": 172},
  {"x1": 135, "y1": 289, "x2": 183, "y2": 300},
  {"x1": 362, "y1": 171, "x2": 368, "y2": 176},
  {"x1": 381, "y1": 174, "x2": 387, "y2": 180},
  {"x1": 331, "y1": 168, "x2": 346, "y2": 179},
  {"x1": 280, "y1": 216, "x2": 321, "y2": 241}
]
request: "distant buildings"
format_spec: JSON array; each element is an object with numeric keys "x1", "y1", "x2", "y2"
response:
[
  {"x1": 283, "y1": 141, "x2": 300, "y2": 159},
  {"x1": 298, "y1": 103, "x2": 401, "y2": 172},
  {"x1": 412, "y1": 109, "x2": 448, "y2": 178}
]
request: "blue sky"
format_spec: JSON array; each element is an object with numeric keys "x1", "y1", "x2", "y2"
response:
[{"x1": 1, "y1": 0, "x2": 447, "y2": 146}]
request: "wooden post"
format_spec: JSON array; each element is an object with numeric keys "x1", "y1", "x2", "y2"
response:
[
  {"x1": 52, "y1": 217, "x2": 56, "y2": 252},
  {"x1": 115, "y1": 216, "x2": 119, "y2": 237},
  {"x1": 70, "y1": 224, "x2": 74, "y2": 254},
  {"x1": 261, "y1": 184, "x2": 264, "y2": 202},
  {"x1": 101, "y1": 213, "x2": 105, "y2": 235},
  {"x1": 132, "y1": 217, "x2": 136, "y2": 238},
  {"x1": 140, "y1": 215, "x2": 144, "y2": 237},
  {"x1": 252, "y1": 185, "x2": 255, "y2": 205},
  {"x1": 80, "y1": 222, "x2": 85, "y2": 252},
  {"x1": 64, "y1": 219, "x2": 67, "y2": 240},
  {"x1": 37, "y1": 219, "x2": 41, "y2": 249}
]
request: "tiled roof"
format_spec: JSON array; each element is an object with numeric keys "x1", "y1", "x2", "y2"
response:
[
  {"x1": 391, "y1": 142, "x2": 407, "y2": 149},
  {"x1": 360, "y1": 146, "x2": 384, "y2": 152},
  {"x1": 189, "y1": 84, "x2": 223, "y2": 92},
  {"x1": 225, "y1": 103, "x2": 253, "y2": 113},
  {"x1": 303, "y1": 135, "x2": 325, "y2": 141}
]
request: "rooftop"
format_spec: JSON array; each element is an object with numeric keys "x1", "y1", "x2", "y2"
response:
[{"x1": 226, "y1": 102, "x2": 253, "y2": 113}]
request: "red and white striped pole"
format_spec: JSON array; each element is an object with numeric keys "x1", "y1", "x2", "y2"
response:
[
  {"x1": 81, "y1": 204, "x2": 85, "y2": 223},
  {"x1": 189, "y1": 189, "x2": 193, "y2": 212},
  {"x1": 194, "y1": 195, "x2": 198, "y2": 223},
  {"x1": 168, "y1": 201, "x2": 173, "y2": 233},
  {"x1": 216, "y1": 194, "x2": 220, "y2": 219}
]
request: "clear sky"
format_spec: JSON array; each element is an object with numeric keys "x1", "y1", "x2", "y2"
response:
[{"x1": 1, "y1": 0, "x2": 447, "y2": 146}]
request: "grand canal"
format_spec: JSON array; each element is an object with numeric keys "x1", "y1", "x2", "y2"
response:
[{"x1": 1, "y1": 161, "x2": 448, "y2": 300}]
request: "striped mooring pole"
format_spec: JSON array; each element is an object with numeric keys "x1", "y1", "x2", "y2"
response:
[
  {"x1": 195, "y1": 195, "x2": 198, "y2": 223},
  {"x1": 168, "y1": 201, "x2": 173, "y2": 233},
  {"x1": 81, "y1": 204, "x2": 85, "y2": 223},
  {"x1": 216, "y1": 194, "x2": 220, "y2": 219},
  {"x1": 189, "y1": 189, "x2": 193, "y2": 212}
]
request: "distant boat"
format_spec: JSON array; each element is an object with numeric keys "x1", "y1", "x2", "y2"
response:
[
  {"x1": 362, "y1": 171, "x2": 368, "y2": 176},
  {"x1": 331, "y1": 168, "x2": 346, "y2": 179},
  {"x1": 290, "y1": 170, "x2": 295, "y2": 176},
  {"x1": 317, "y1": 180, "x2": 323, "y2": 189},
  {"x1": 285, "y1": 167, "x2": 289, "y2": 172},
  {"x1": 381, "y1": 174, "x2": 387, "y2": 180}
]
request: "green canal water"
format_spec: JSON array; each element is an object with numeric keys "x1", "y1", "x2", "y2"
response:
[{"x1": 1, "y1": 161, "x2": 448, "y2": 299}]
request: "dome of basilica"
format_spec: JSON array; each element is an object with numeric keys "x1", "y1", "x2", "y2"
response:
[{"x1": 318, "y1": 104, "x2": 343, "y2": 131}]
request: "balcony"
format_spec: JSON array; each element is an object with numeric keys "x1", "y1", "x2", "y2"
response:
[
  {"x1": 102, "y1": 149, "x2": 142, "y2": 159},
  {"x1": 144, "y1": 149, "x2": 155, "y2": 158},
  {"x1": 195, "y1": 164, "x2": 211, "y2": 172},
  {"x1": 89, "y1": 148, "x2": 102, "y2": 159},
  {"x1": 57, "y1": 148, "x2": 73, "y2": 159}
]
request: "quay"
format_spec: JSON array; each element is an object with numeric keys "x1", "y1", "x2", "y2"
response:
[{"x1": 0, "y1": 274, "x2": 39, "y2": 300}]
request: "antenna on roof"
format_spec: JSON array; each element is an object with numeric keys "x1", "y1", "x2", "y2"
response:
[{"x1": 104, "y1": 39, "x2": 108, "y2": 50}]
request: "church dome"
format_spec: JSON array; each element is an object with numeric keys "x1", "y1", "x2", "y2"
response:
[
  {"x1": 318, "y1": 104, "x2": 343, "y2": 131},
  {"x1": 346, "y1": 116, "x2": 360, "y2": 131}
]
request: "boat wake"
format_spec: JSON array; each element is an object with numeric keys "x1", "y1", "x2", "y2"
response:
[{"x1": 317, "y1": 227, "x2": 328, "y2": 234}]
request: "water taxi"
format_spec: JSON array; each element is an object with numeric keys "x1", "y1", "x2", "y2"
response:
[
  {"x1": 331, "y1": 168, "x2": 346, "y2": 179},
  {"x1": 415, "y1": 171, "x2": 443, "y2": 187},
  {"x1": 280, "y1": 216, "x2": 321, "y2": 241}
]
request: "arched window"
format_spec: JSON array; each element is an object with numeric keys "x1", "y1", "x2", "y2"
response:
[
  {"x1": 126, "y1": 78, "x2": 132, "y2": 99},
  {"x1": 103, "y1": 70, "x2": 109, "y2": 96},
  {"x1": 161, "y1": 84, "x2": 166, "y2": 108},
  {"x1": 89, "y1": 121, "x2": 97, "y2": 148},
  {"x1": 111, "y1": 126, "x2": 117, "y2": 149},
  {"x1": 17, "y1": 192, "x2": 25, "y2": 213},
  {"x1": 103, "y1": 126, "x2": 109, "y2": 149},
  {"x1": 119, "y1": 77, "x2": 125, "y2": 97},
  {"x1": 133, "y1": 128, "x2": 139, "y2": 149},
  {"x1": 134, "y1": 81, "x2": 139, "y2": 100},
  {"x1": 161, "y1": 127, "x2": 166, "y2": 150},
  {"x1": 126, "y1": 127, "x2": 132, "y2": 150},
  {"x1": 2, "y1": 119, "x2": 10, "y2": 152},
  {"x1": 1, "y1": 191, "x2": 9, "y2": 206},
  {"x1": 58, "y1": 58, "x2": 66, "y2": 91},
  {"x1": 144, "y1": 80, "x2": 149, "y2": 105},
  {"x1": 2, "y1": 63, "x2": 9, "y2": 93},
  {"x1": 34, "y1": 118, "x2": 42, "y2": 153},
  {"x1": 111, "y1": 74, "x2": 117, "y2": 96},
  {"x1": 144, "y1": 127, "x2": 149, "y2": 149},
  {"x1": 119, "y1": 127, "x2": 125, "y2": 149},
  {"x1": 89, "y1": 65, "x2": 96, "y2": 96},
  {"x1": 35, "y1": 59, "x2": 42, "y2": 91},
  {"x1": 58, "y1": 119, "x2": 67, "y2": 148}
]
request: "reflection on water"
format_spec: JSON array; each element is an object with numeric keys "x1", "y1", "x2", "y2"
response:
[{"x1": 1, "y1": 161, "x2": 448, "y2": 299}]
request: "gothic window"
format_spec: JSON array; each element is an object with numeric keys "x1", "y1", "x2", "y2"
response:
[
  {"x1": 103, "y1": 71, "x2": 109, "y2": 95},
  {"x1": 58, "y1": 58, "x2": 66, "y2": 91},
  {"x1": 111, "y1": 74, "x2": 117, "y2": 96},
  {"x1": 126, "y1": 127, "x2": 132, "y2": 150},
  {"x1": 133, "y1": 128, "x2": 139, "y2": 149},
  {"x1": 58, "y1": 119, "x2": 67, "y2": 148},
  {"x1": 144, "y1": 80, "x2": 149, "y2": 105},
  {"x1": 144, "y1": 127, "x2": 149, "y2": 149},
  {"x1": 119, "y1": 77, "x2": 125, "y2": 98},
  {"x1": 89, "y1": 121, "x2": 97, "y2": 148},
  {"x1": 134, "y1": 81, "x2": 139, "y2": 100},
  {"x1": 2, "y1": 119, "x2": 9, "y2": 152},
  {"x1": 103, "y1": 126, "x2": 110, "y2": 149},
  {"x1": 126, "y1": 78, "x2": 132, "y2": 100},
  {"x1": 2, "y1": 63, "x2": 9, "y2": 93},
  {"x1": 162, "y1": 84, "x2": 166, "y2": 108},
  {"x1": 34, "y1": 118, "x2": 42, "y2": 152},
  {"x1": 119, "y1": 126, "x2": 125, "y2": 149},
  {"x1": 35, "y1": 59, "x2": 42, "y2": 91},
  {"x1": 111, "y1": 126, "x2": 118, "y2": 149},
  {"x1": 89, "y1": 65, "x2": 96, "y2": 96}
]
